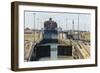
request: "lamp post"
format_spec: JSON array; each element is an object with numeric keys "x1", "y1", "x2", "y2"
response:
[
  {"x1": 72, "y1": 19, "x2": 74, "y2": 40},
  {"x1": 78, "y1": 14, "x2": 80, "y2": 40},
  {"x1": 66, "y1": 17, "x2": 68, "y2": 39},
  {"x1": 33, "y1": 13, "x2": 36, "y2": 43}
]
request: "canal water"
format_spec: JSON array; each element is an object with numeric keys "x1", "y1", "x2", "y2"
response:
[{"x1": 50, "y1": 44, "x2": 58, "y2": 60}]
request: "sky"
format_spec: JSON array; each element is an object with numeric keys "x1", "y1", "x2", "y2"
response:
[{"x1": 24, "y1": 11, "x2": 91, "y2": 31}]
